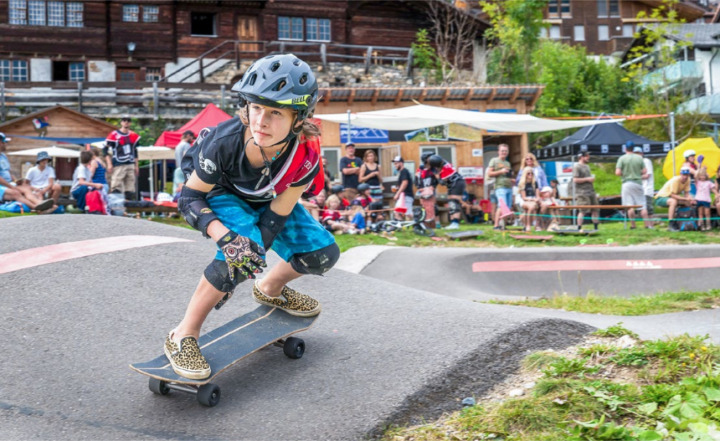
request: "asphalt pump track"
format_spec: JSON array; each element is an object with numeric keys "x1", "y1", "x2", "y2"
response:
[{"x1": 0, "y1": 215, "x2": 602, "y2": 440}]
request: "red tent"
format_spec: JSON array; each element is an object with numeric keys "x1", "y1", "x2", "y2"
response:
[{"x1": 154, "y1": 103, "x2": 233, "y2": 148}]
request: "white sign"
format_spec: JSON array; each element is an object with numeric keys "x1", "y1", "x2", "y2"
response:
[
  {"x1": 472, "y1": 148, "x2": 483, "y2": 157},
  {"x1": 458, "y1": 167, "x2": 484, "y2": 179}
]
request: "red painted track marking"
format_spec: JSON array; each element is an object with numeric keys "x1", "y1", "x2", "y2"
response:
[
  {"x1": 0, "y1": 235, "x2": 193, "y2": 275},
  {"x1": 472, "y1": 257, "x2": 720, "y2": 273}
]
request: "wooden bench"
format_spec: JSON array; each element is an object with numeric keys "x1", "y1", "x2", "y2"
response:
[{"x1": 549, "y1": 204, "x2": 642, "y2": 229}]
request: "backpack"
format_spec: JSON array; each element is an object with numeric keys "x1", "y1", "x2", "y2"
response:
[
  {"x1": 85, "y1": 190, "x2": 107, "y2": 215},
  {"x1": 676, "y1": 206, "x2": 697, "y2": 231}
]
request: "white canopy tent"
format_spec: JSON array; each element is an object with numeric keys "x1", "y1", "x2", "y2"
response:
[
  {"x1": 314, "y1": 104, "x2": 624, "y2": 133},
  {"x1": 7, "y1": 146, "x2": 81, "y2": 159}
]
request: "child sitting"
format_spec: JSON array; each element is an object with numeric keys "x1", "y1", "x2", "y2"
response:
[
  {"x1": 348, "y1": 202, "x2": 366, "y2": 234},
  {"x1": 71, "y1": 150, "x2": 105, "y2": 211},
  {"x1": 300, "y1": 189, "x2": 327, "y2": 221},
  {"x1": 537, "y1": 186, "x2": 559, "y2": 231},
  {"x1": 322, "y1": 194, "x2": 353, "y2": 234}
]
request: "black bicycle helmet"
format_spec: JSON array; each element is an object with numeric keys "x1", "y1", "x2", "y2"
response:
[
  {"x1": 231, "y1": 54, "x2": 319, "y2": 123},
  {"x1": 357, "y1": 183, "x2": 370, "y2": 192},
  {"x1": 421, "y1": 152, "x2": 433, "y2": 164},
  {"x1": 331, "y1": 184, "x2": 344, "y2": 194},
  {"x1": 428, "y1": 154, "x2": 444, "y2": 169}
]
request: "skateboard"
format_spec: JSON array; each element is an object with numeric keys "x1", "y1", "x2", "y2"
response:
[
  {"x1": 445, "y1": 230, "x2": 484, "y2": 240},
  {"x1": 510, "y1": 234, "x2": 554, "y2": 241},
  {"x1": 550, "y1": 226, "x2": 599, "y2": 236},
  {"x1": 130, "y1": 305, "x2": 317, "y2": 407}
]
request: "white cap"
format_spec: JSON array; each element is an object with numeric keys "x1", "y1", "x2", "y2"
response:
[{"x1": 684, "y1": 149, "x2": 696, "y2": 158}]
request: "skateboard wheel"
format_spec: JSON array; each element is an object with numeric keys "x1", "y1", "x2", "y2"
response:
[
  {"x1": 283, "y1": 337, "x2": 305, "y2": 359},
  {"x1": 197, "y1": 383, "x2": 221, "y2": 407},
  {"x1": 148, "y1": 378, "x2": 170, "y2": 396}
]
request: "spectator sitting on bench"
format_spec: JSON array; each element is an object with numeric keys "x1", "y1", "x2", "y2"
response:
[
  {"x1": 0, "y1": 133, "x2": 55, "y2": 213},
  {"x1": 537, "y1": 186, "x2": 559, "y2": 231},
  {"x1": 25, "y1": 151, "x2": 62, "y2": 204},
  {"x1": 518, "y1": 166, "x2": 539, "y2": 232},
  {"x1": 71, "y1": 150, "x2": 105, "y2": 211},
  {"x1": 655, "y1": 167, "x2": 695, "y2": 232}
]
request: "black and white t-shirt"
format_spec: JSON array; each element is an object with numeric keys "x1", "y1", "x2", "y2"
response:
[{"x1": 181, "y1": 118, "x2": 319, "y2": 203}]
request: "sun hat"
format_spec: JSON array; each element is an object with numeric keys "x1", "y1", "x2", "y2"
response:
[
  {"x1": 633, "y1": 146, "x2": 643, "y2": 153},
  {"x1": 540, "y1": 186, "x2": 553, "y2": 194},
  {"x1": 36, "y1": 151, "x2": 51, "y2": 163}
]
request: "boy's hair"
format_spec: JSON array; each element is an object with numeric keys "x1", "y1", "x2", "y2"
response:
[{"x1": 80, "y1": 150, "x2": 93, "y2": 165}]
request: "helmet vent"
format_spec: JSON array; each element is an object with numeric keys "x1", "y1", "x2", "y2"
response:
[
  {"x1": 270, "y1": 61, "x2": 281, "y2": 72},
  {"x1": 299, "y1": 73, "x2": 307, "y2": 85},
  {"x1": 292, "y1": 58, "x2": 301, "y2": 66},
  {"x1": 248, "y1": 73, "x2": 257, "y2": 86},
  {"x1": 273, "y1": 79, "x2": 287, "y2": 91}
]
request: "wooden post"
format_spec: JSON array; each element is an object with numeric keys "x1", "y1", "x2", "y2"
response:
[
  {"x1": 320, "y1": 43, "x2": 327, "y2": 69},
  {"x1": 220, "y1": 85, "x2": 226, "y2": 109},
  {"x1": 153, "y1": 82, "x2": 159, "y2": 120},
  {"x1": 365, "y1": 46, "x2": 373, "y2": 74},
  {"x1": 199, "y1": 58, "x2": 205, "y2": 83},
  {"x1": 235, "y1": 40, "x2": 240, "y2": 69},
  {"x1": 406, "y1": 48, "x2": 414, "y2": 78},
  {"x1": 77, "y1": 81, "x2": 83, "y2": 113},
  {"x1": 0, "y1": 82, "x2": 5, "y2": 122}
]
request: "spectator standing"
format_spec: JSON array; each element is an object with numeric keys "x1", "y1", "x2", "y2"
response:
[
  {"x1": 392, "y1": 155, "x2": 414, "y2": 220},
  {"x1": 71, "y1": 150, "x2": 104, "y2": 211},
  {"x1": 25, "y1": 151, "x2": 61, "y2": 203},
  {"x1": 173, "y1": 130, "x2": 195, "y2": 194},
  {"x1": 339, "y1": 143, "x2": 360, "y2": 200},
  {"x1": 714, "y1": 165, "x2": 720, "y2": 224},
  {"x1": 416, "y1": 152, "x2": 438, "y2": 229},
  {"x1": 358, "y1": 150, "x2": 383, "y2": 202},
  {"x1": 636, "y1": 148, "x2": 655, "y2": 228},
  {"x1": 516, "y1": 153, "x2": 548, "y2": 188},
  {"x1": 104, "y1": 115, "x2": 140, "y2": 201},
  {"x1": 573, "y1": 151, "x2": 600, "y2": 230},
  {"x1": 0, "y1": 133, "x2": 54, "y2": 212},
  {"x1": 487, "y1": 143, "x2": 513, "y2": 230},
  {"x1": 694, "y1": 169, "x2": 713, "y2": 231},
  {"x1": 518, "y1": 167, "x2": 539, "y2": 232},
  {"x1": 654, "y1": 167, "x2": 695, "y2": 232},
  {"x1": 615, "y1": 143, "x2": 649, "y2": 229}
]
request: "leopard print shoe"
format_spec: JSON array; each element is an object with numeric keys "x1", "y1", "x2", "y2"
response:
[
  {"x1": 253, "y1": 281, "x2": 322, "y2": 317},
  {"x1": 164, "y1": 333, "x2": 211, "y2": 380}
]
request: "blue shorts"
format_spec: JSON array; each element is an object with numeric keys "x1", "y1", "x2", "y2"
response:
[
  {"x1": 208, "y1": 193, "x2": 336, "y2": 263},
  {"x1": 697, "y1": 201, "x2": 710, "y2": 208},
  {"x1": 495, "y1": 187, "x2": 513, "y2": 209},
  {"x1": 0, "y1": 184, "x2": 6, "y2": 200}
]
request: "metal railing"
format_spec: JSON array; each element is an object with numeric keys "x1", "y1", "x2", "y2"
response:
[{"x1": 160, "y1": 39, "x2": 414, "y2": 84}]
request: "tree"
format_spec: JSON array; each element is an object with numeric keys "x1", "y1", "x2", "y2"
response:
[
  {"x1": 411, "y1": 28, "x2": 442, "y2": 83},
  {"x1": 423, "y1": 0, "x2": 484, "y2": 83},
  {"x1": 622, "y1": 0, "x2": 710, "y2": 141},
  {"x1": 480, "y1": 0, "x2": 547, "y2": 84}
]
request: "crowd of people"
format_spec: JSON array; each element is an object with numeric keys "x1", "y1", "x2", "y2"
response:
[{"x1": 1, "y1": 116, "x2": 717, "y2": 235}]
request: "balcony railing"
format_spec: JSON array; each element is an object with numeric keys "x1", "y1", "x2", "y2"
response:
[{"x1": 641, "y1": 60, "x2": 703, "y2": 93}]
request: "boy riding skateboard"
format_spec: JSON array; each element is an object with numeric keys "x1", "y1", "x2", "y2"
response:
[{"x1": 167, "y1": 54, "x2": 339, "y2": 380}]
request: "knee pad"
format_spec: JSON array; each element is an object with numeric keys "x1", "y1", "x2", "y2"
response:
[
  {"x1": 290, "y1": 242, "x2": 340, "y2": 275},
  {"x1": 448, "y1": 200, "x2": 462, "y2": 216},
  {"x1": 204, "y1": 259, "x2": 242, "y2": 293}
]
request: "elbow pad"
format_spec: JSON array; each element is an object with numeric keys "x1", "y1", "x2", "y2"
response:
[
  {"x1": 258, "y1": 208, "x2": 288, "y2": 250},
  {"x1": 178, "y1": 186, "x2": 218, "y2": 238}
]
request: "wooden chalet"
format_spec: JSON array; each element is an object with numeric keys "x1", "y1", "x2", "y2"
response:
[{"x1": 0, "y1": 106, "x2": 116, "y2": 184}]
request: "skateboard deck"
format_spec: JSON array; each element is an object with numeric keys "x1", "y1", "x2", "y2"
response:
[
  {"x1": 445, "y1": 230, "x2": 484, "y2": 240},
  {"x1": 130, "y1": 305, "x2": 317, "y2": 406},
  {"x1": 551, "y1": 227, "x2": 599, "y2": 236},
  {"x1": 510, "y1": 234, "x2": 554, "y2": 241}
]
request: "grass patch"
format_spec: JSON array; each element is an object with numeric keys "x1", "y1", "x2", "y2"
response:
[
  {"x1": 486, "y1": 289, "x2": 720, "y2": 316},
  {"x1": 384, "y1": 326, "x2": 720, "y2": 441}
]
